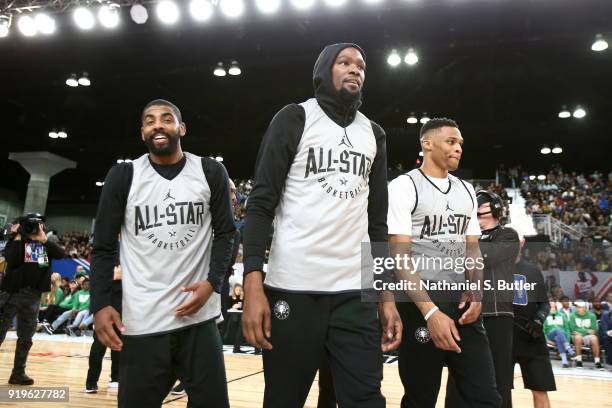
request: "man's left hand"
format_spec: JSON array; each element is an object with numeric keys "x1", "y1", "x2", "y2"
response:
[
  {"x1": 175, "y1": 280, "x2": 214, "y2": 317},
  {"x1": 458, "y1": 291, "x2": 481, "y2": 325},
  {"x1": 379, "y1": 301, "x2": 402, "y2": 352}
]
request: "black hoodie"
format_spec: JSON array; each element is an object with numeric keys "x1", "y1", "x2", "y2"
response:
[
  {"x1": 244, "y1": 43, "x2": 389, "y2": 280},
  {"x1": 313, "y1": 43, "x2": 366, "y2": 127}
]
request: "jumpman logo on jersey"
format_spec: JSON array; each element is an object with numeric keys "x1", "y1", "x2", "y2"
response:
[
  {"x1": 338, "y1": 131, "x2": 354, "y2": 149},
  {"x1": 164, "y1": 189, "x2": 175, "y2": 201},
  {"x1": 445, "y1": 202, "x2": 454, "y2": 212}
]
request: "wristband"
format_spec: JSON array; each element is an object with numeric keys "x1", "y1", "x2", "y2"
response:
[{"x1": 424, "y1": 306, "x2": 439, "y2": 321}]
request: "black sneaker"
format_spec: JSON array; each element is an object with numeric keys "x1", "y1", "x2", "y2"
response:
[
  {"x1": 170, "y1": 383, "x2": 185, "y2": 396},
  {"x1": 9, "y1": 372, "x2": 34, "y2": 385},
  {"x1": 595, "y1": 362, "x2": 604, "y2": 370},
  {"x1": 85, "y1": 383, "x2": 98, "y2": 393},
  {"x1": 42, "y1": 322, "x2": 54, "y2": 335},
  {"x1": 74, "y1": 329, "x2": 82, "y2": 337},
  {"x1": 65, "y1": 327, "x2": 74, "y2": 336},
  {"x1": 576, "y1": 360, "x2": 583, "y2": 368},
  {"x1": 562, "y1": 363, "x2": 570, "y2": 368}
]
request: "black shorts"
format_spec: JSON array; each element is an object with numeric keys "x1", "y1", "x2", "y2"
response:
[{"x1": 513, "y1": 355, "x2": 556, "y2": 392}]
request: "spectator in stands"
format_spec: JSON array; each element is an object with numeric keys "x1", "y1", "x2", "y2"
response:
[
  {"x1": 229, "y1": 284, "x2": 244, "y2": 310},
  {"x1": 558, "y1": 296, "x2": 573, "y2": 321},
  {"x1": 574, "y1": 267, "x2": 598, "y2": 301},
  {"x1": 543, "y1": 302, "x2": 575, "y2": 368},
  {"x1": 43, "y1": 279, "x2": 90, "y2": 335},
  {"x1": 42, "y1": 280, "x2": 78, "y2": 326},
  {"x1": 569, "y1": 301, "x2": 603, "y2": 369},
  {"x1": 60, "y1": 277, "x2": 70, "y2": 296},
  {"x1": 592, "y1": 298, "x2": 605, "y2": 321},
  {"x1": 599, "y1": 309, "x2": 612, "y2": 367},
  {"x1": 38, "y1": 273, "x2": 64, "y2": 323},
  {"x1": 65, "y1": 278, "x2": 91, "y2": 336}
]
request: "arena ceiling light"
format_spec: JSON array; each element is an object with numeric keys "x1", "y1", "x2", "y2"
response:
[
  {"x1": 529, "y1": 175, "x2": 536, "y2": 181},
  {"x1": 157, "y1": 0, "x2": 180, "y2": 24},
  {"x1": 324, "y1": 0, "x2": 347, "y2": 7},
  {"x1": 552, "y1": 145, "x2": 562, "y2": 154},
  {"x1": 420, "y1": 113, "x2": 430, "y2": 124},
  {"x1": 0, "y1": 15, "x2": 10, "y2": 38},
  {"x1": 213, "y1": 62, "x2": 226, "y2": 77},
  {"x1": 130, "y1": 3, "x2": 149, "y2": 24},
  {"x1": 78, "y1": 72, "x2": 91, "y2": 86},
  {"x1": 406, "y1": 112, "x2": 418, "y2": 124},
  {"x1": 96, "y1": 181, "x2": 105, "y2": 186},
  {"x1": 387, "y1": 49, "x2": 401, "y2": 67},
  {"x1": 34, "y1": 13, "x2": 56, "y2": 35},
  {"x1": 540, "y1": 146, "x2": 551, "y2": 155},
  {"x1": 220, "y1": 0, "x2": 245, "y2": 18},
  {"x1": 215, "y1": 155, "x2": 224, "y2": 162},
  {"x1": 557, "y1": 105, "x2": 571, "y2": 119},
  {"x1": 419, "y1": 151, "x2": 424, "y2": 157},
  {"x1": 228, "y1": 61, "x2": 241, "y2": 76},
  {"x1": 256, "y1": 0, "x2": 281, "y2": 14},
  {"x1": 17, "y1": 14, "x2": 37, "y2": 37},
  {"x1": 48, "y1": 130, "x2": 59, "y2": 139},
  {"x1": 537, "y1": 174, "x2": 546, "y2": 181},
  {"x1": 591, "y1": 34, "x2": 609, "y2": 52},
  {"x1": 57, "y1": 129, "x2": 68, "y2": 138},
  {"x1": 404, "y1": 48, "x2": 418, "y2": 66},
  {"x1": 572, "y1": 106, "x2": 586, "y2": 119},
  {"x1": 291, "y1": 0, "x2": 316, "y2": 10},
  {"x1": 74, "y1": 7, "x2": 95, "y2": 30},
  {"x1": 99, "y1": 3, "x2": 121, "y2": 29},
  {"x1": 66, "y1": 73, "x2": 79, "y2": 87},
  {"x1": 190, "y1": 0, "x2": 214, "y2": 22}
]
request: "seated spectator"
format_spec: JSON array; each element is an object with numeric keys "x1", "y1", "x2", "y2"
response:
[
  {"x1": 592, "y1": 298, "x2": 605, "y2": 321},
  {"x1": 42, "y1": 280, "x2": 78, "y2": 326},
  {"x1": 38, "y1": 273, "x2": 64, "y2": 323},
  {"x1": 60, "y1": 277, "x2": 70, "y2": 297},
  {"x1": 599, "y1": 310, "x2": 612, "y2": 366},
  {"x1": 557, "y1": 295, "x2": 573, "y2": 321},
  {"x1": 569, "y1": 301, "x2": 604, "y2": 370},
  {"x1": 43, "y1": 279, "x2": 90, "y2": 335},
  {"x1": 543, "y1": 302, "x2": 575, "y2": 367}
]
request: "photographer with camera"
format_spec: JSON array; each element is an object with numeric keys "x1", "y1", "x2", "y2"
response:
[{"x1": 0, "y1": 213, "x2": 64, "y2": 385}]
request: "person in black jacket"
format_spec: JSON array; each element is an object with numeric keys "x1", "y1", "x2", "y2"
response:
[
  {"x1": 446, "y1": 190, "x2": 519, "y2": 408},
  {"x1": 0, "y1": 215, "x2": 64, "y2": 385},
  {"x1": 242, "y1": 43, "x2": 401, "y2": 408},
  {"x1": 513, "y1": 243, "x2": 555, "y2": 408}
]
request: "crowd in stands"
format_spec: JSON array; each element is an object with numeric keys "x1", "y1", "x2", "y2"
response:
[{"x1": 521, "y1": 167, "x2": 611, "y2": 238}]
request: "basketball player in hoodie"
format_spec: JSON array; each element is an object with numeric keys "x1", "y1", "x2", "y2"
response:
[
  {"x1": 90, "y1": 99, "x2": 236, "y2": 408},
  {"x1": 242, "y1": 43, "x2": 402, "y2": 407},
  {"x1": 388, "y1": 118, "x2": 501, "y2": 407}
]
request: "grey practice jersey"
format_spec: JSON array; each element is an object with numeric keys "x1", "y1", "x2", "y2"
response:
[
  {"x1": 120, "y1": 152, "x2": 220, "y2": 335},
  {"x1": 264, "y1": 98, "x2": 378, "y2": 292},
  {"x1": 388, "y1": 168, "x2": 480, "y2": 282}
]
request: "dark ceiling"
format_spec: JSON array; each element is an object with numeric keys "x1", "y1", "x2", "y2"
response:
[{"x1": 2, "y1": 0, "x2": 611, "y2": 203}]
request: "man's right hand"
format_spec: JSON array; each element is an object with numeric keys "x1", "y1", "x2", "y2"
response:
[
  {"x1": 426, "y1": 310, "x2": 462, "y2": 353},
  {"x1": 94, "y1": 306, "x2": 125, "y2": 351},
  {"x1": 242, "y1": 272, "x2": 273, "y2": 350}
]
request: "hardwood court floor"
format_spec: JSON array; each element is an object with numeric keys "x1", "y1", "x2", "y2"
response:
[{"x1": 0, "y1": 335, "x2": 610, "y2": 407}]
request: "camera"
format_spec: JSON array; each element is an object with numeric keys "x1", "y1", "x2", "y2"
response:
[{"x1": 0, "y1": 213, "x2": 46, "y2": 241}]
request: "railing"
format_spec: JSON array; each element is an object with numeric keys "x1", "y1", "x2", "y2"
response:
[{"x1": 531, "y1": 214, "x2": 584, "y2": 243}]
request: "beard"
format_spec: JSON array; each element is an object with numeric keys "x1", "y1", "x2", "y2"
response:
[
  {"x1": 143, "y1": 130, "x2": 180, "y2": 156},
  {"x1": 338, "y1": 86, "x2": 362, "y2": 106}
]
